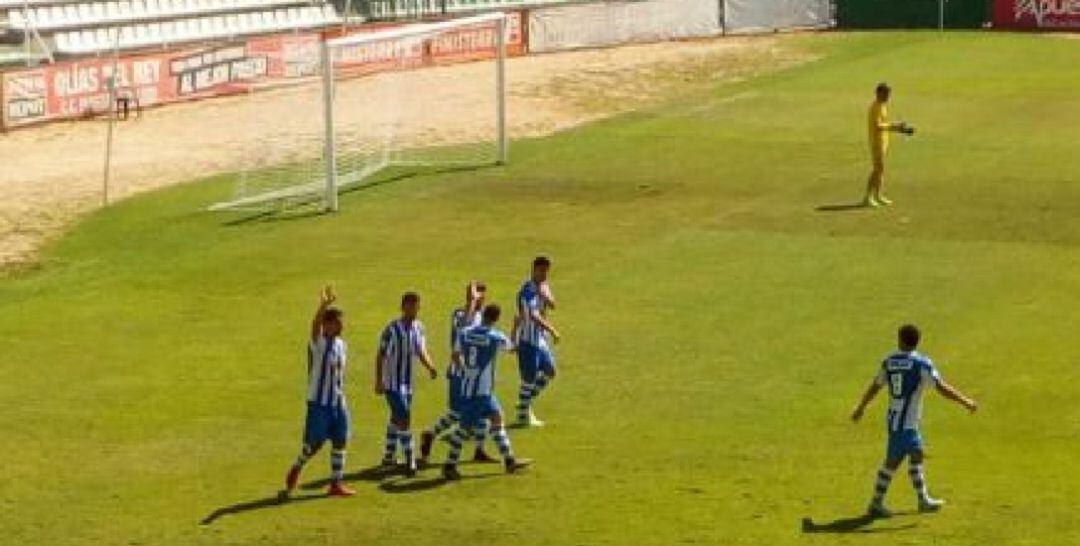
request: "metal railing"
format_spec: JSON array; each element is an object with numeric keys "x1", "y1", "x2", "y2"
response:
[{"x1": 350, "y1": 0, "x2": 581, "y2": 21}]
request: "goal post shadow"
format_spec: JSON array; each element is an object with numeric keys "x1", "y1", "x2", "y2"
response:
[{"x1": 219, "y1": 161, "x2": 500, "y2": 227}]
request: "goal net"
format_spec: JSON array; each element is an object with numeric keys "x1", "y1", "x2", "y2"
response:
[{"x1": 209, "y1": 13, "x2": 509, "y2": 212}]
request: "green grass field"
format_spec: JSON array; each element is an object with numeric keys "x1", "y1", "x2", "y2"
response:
[{"x1": 1, "y1": 31, "x2": 1078, "y2": 545}]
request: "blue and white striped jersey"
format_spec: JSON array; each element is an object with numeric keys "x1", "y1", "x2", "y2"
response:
[
  {"x1": 516, "y1": 280, "x2": 547, "y2": 348},
  {"x1": 307, "y1": 336, "x2": 347, "y2": 408},
  {"x1": 447, "y1": 308, "x2": 482, "y2": 378},
  {"x1": 379, "y1": 319, "x2": 426, "y2": 393},
  {"x1": 874, "y1": 351, "x2": 942, "y2": 433},
  {"x1": 454, "y1": 325, "x2": 513, "y2": 399}
]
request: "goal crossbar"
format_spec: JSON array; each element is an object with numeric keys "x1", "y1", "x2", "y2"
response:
[
  {"x1": 207, "y1": 12, "x2": 509, "y2": 213},
  {"x1": 328, "y1": 12, "x2": 507, "y2": 48}
]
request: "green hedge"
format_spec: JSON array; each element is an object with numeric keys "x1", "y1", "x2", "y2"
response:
[{"x1": 835, "y1": 0, "x2": 990, "y2": 29}]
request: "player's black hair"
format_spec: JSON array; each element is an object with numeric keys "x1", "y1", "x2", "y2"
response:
[
  {"x1": 323, "y1": 307, "x2": 344, "y2": 321},
  {"x1": 476, "y1": 282, "x2": 487, "y2": 292},
  {"x1": 401, "y1": 292, "x2": 420, "y2": 307},
  {"x1": 482, "y1": 304, "x2": 501, "y2": 324},
  {"x1": 533, "y1": 256, "x2": 552, "y2": 269},
  {"x1": 898, "y1": 324, "x2": 920, "y2": 349},
  {"x1": 876, "y1": 82, "x2": 891, "y2": 94}
]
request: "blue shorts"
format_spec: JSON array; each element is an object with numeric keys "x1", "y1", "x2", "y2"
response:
[
  {"x1": 517, "y1": 343, "x2": 556, "y2": 383},
  {"x1": 886, "y1": 429, "x2": 924, "y2": 460},
  {"x1": 447, "y1": 374, "x2": 464, "y2": 413},
  {"x1": 303, "y1": 402, "x2": 350, "y2": 447},
  {"x1": 459, "y1": 395, "x2": 502, "y2": 429},
  {"x1": 384, "y1": 390, "x2": 413, "y2": 422}
]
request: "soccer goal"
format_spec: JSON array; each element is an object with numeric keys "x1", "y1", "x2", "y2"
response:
[{"x1": 209, "y1": 12, "x2": 510, "y2": 212}]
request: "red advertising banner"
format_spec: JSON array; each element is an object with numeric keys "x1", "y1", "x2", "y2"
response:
[
  {"x1": 1, "y1": 32, "x2": 321, "y2": 129},
  {"x1": 992, "y1": 0, "x2": 1080, "y2": 29},
  {"x1": 1, "y1": 12, "x2": 525, "y2": 130},
  {"x1": 330, "y1": 11, "x2": 525, "y2": 78}
]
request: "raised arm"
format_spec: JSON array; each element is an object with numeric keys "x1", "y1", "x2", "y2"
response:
[
  {"x1": 935, "y1": 379, "x2": 978, "y2": 413},
  {"x1": 850, "y1": 379, "x2": 883, "y2": 422},
  {"x1": 465, "y1": 281, "x2": 483, "y2": 318},
  {"x1": 311, "y1": 285, "x2": 336, "y2": 342}
]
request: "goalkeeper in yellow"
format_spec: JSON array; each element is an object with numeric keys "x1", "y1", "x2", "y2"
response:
[{"x1": 865, "y1": 83, "x2": 915, "y2": 207}]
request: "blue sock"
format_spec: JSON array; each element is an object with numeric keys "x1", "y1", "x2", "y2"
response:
[
  {"x1": 473, "y1": 420, "x2": 488, "y2": 450},
  {"x1": 430, "y1": 411, "x2": 459, "y2": 438},
  {"x1": 446, "y1": 428, "x2": 467, "y2": 465},
  {"x1": 909, "y1": 464, "x2": 929, "y2": 500},
  {"x1": 330, "y1": 449, "x2": 346, "y2": 482},
  {"x1": 399, "y1": 430, "x2": 414, "y2": 461},
  {"x1": 293, "y1": 444, "x2": 314, "y2": 469},
  {"x1": 492, "y1": 427, "x2": 513, "y2": 460},
  {"x1": 517, "y1": 383, "x2": 534, "y2": 419},
  {"x1": 383, "y1": 423, "x2": 398, "y2": 461},
  {"x1": 531, "y1": 375, "x2": 550, "y2": 399},
  {"x1": 872, "y1": 467, "x2": 894, "y2": 505}
]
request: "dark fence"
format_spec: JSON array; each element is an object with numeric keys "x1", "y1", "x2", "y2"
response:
[{"x1": 835, "y1": 0, "x2": 990, "y2": 29}]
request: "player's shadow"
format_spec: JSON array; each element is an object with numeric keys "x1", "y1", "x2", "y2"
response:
[
  {"x1": 200, "y1": 490, "x2": 324, "y2": 526},
  {"x1": 299, "y1": 463, "x2": 399, "y2": 491},
  {"x1": 378, "y1": 471, "x2": 502, "y2": 494},
  {"x1": 800, "y1": 513, "x2": 918, "y2": 534},
  {"x1": 815, "y1": 202, "x2": 873, "y2": 213}
]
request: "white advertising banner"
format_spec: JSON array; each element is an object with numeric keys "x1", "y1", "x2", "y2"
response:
[
  {"x1": 722, "y1": 0, "x2": 833, "y2": 33},
  {"x1": 528, "y1": 0, "x2": 722, "y2": 53}
]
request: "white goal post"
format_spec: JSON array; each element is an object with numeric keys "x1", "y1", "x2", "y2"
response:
[{"x1": 209, "y1": 12, "x2": 510, "y2": 213}]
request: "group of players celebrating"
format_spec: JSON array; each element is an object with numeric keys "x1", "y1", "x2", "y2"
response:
[
  {"x1": 278, "y1": 245, "x2": 978, "y2": 518},
  {"x1": 283, "y1": 256, "x2": 560, "y2": 497}
]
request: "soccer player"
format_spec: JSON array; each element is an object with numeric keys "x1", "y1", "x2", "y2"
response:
[
  {"x1": 419, "y1": 281, "x2": 496, "y2": 465},
  {"x1": 850, "y1": 324, "x2": 978, "y2": 518},
  {"x1": 865, "y1": 82, "x2": 915, "y2": 207},
  {"x1": 514, "y1": 256, "x2": 562, "y2": 427},
  {"x1": 443, "y1": 303, "x2": 532, "y2": 480},
  {"x1": 376, "y1": 291, "x2": 438, "y2": 476},
  {"x1": 284, "y1": 286, "x2": 355, "y2": 497}
]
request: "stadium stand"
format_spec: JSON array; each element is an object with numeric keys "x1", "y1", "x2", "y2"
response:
[
  {"x1": 358, "y1": 1, "x2": 564, "y2": 21},
  {"x1": 1, "y1": 0, "x2": 342, "y2": 56}
]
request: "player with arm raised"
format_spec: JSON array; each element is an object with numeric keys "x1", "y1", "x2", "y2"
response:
[
  {"x1": 376, "y1": 292, "x2": 438, "y2": 477},
  {"x1": 419, "y1": 281, "x2": 497, "y2": 465},
  {"x1": 283, "y1": 286, "x2": 354, "y2": 497},
  {"x1": 864, "y1": 82, "x2": 916, "y2": 208},
  {"x1": 443, "y1": 304, "x2": 532, "y2": 480},
  {"x1": 851, "y1": 324, "x2": 977, "y2": 518},
  {"x1": 514, "y1": 256, "x2": 562, "y2": 428}
]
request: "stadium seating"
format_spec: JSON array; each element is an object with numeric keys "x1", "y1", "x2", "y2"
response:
[
  {"x1": 7, "y1": 0, "x2": 315, "y2": 31},
  {"x1": 364, "y1": 0, "x2": 533, "y2": 20},
  {"x1": 51, "y1": 6, "x2": 341, "y2": 53},
  {"x1": 2, "y1": 1, "x2": 342, "y2": 55}
]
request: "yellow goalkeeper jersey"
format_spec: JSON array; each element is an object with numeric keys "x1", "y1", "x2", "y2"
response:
[{"x1": 869, "y1": 101, "x2": 890, "y2": 151}]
